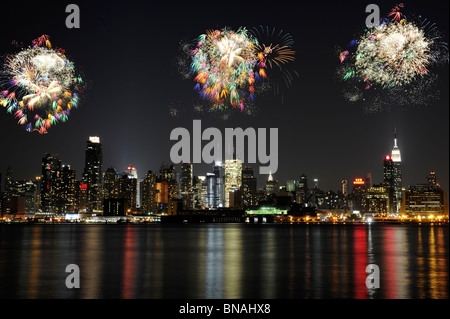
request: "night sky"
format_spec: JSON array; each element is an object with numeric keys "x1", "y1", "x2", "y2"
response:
[{"x1": 0, "y1": 0, "x2": 448, "y2": 194}]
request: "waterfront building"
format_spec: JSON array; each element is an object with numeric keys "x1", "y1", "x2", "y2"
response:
[
  {"x1": 400, "y1": 184, "x2": 449, "y2": 218},
  {"x1": 363, "y1": 185, "x2": 390, "y2": 216},
  {"x1": 41, "y1": 153, "x2": 61, "y2": 214},
  {"x1": 84, "y1": 136, "x2": 103, "y2": 214},
  {"x1": 351, "y1": 178, "x2": 365, "y2": 212},
  {"x1": 391, "y1": 128, "x2": 403, "y2": 214},
  {"x1": 141, "y1": 170, "x2": 158, "y2": 214}
]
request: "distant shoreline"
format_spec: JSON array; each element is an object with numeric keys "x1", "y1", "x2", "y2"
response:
[{"x1": 0, "y1": 220, "x2": 448, "y2": 226}]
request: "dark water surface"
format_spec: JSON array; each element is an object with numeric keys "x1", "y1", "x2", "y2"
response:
[{"x1": 0, "y1": 223, "x2": 448, "y2": 299}]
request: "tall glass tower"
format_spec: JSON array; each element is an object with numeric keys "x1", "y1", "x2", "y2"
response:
[
  {"x1": 84, "y1": 136, "x2": 103, "y2": 214},
  {"x1": 224, "y1": 158, "x2": 242, "y2": 208}
]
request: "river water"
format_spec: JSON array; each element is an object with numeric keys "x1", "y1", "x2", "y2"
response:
[{"x1": 0, "y1": 223, "x2": 447, "y2": 299}]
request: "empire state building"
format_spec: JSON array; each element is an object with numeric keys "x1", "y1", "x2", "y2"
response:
[{"x1": 391, "y1": 128, "x2": 403, "y2": 214}]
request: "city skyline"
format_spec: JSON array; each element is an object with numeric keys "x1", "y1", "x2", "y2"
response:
[
  {"x1": 1, "y1": 131, "x2": 448, "y2": 217},
  {"x1": 0, "y1": 0, "x2": 448, "y2": 198},
  {"x1": 1, "y1": 128, "x2": 447, "y2": 197}
]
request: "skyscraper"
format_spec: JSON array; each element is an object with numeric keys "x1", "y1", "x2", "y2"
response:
[
  {"x1": 214, "y1": 162, "x2": 225, "y2": 208},
  {"x1": 391, "y1": 128, "x2": 403, "y2": 214},
  {"x1": 41, "y1": 153, "x2": 61, "y2": 213},
  {"x1": 224, "y1": 158, "x2": 242, "y2": 208},
  {"x1": 53, "y1": 165, "x2": 77, "y2": 214},
  {"x1": 265, "y1": 171, "x2": 278, "y2": 195},
  {"x1": 84, "y1": 136, "x2": 103, "y2": 214},
  {"x1": 1, "y1": 167, "x2": 14, "y2": 215},
  {"x1": 363, "y1": 185, "x2": 390, "y2": 216},
  {"x1": 193, "y1": 176, "x2": 205, "y2": 209},
  {"x1": 242, "y1": 166, "x2": 257, "y2": 207},
  {"x1": 351, "y1": 178, "x2": 366, "y2": 212},
  {"x1": 118, "y1": 172, "x2": 137, "y2": 213},
  {"x1": 296, "y1": 174, "x2": 308, "y2": 204},
  {"x1": 180, "y1": 163, "x2": 193, "y2": 210},
  {"x1": 103, "y1": 167, "x2": 120, "y2": 200},
  {"x1": 126, "y1": 166, "x2": 139, "y2": 210},
  {"x1": 206, "y1": 172, "x2": 216, "y2": 208},
  {"x1": 383, "y1": 155, "x2": 396, "y2": 215},
  {"x1": 141, "y1": 170, "x2": 157, "y2": 214}
]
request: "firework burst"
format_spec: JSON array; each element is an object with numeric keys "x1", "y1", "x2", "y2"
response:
[
  {"x1": 0, "y1": 35, "x2": 84, "y2": 134},
  {"x1": 337, "y1": 4, "x2": 448, "y2": 111},
  {"x1": 182, "y1": 26, "x2": 297, "y2": 113}
]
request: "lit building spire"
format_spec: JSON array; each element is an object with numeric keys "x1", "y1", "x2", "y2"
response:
[
  {"x1": 268, "y1": 171, "x2": 273, "y2": 182},
  {"x1": 391, "y1": 126, "x2": 401, "y2": 162}
]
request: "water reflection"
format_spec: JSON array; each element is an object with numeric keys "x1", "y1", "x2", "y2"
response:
[
  {"x1": 81, "y1": 226, "x2": 103, "y2": 298},
  {"x1": 28, "y1": 226, "x2": 41, "y2": 299},
  {"x1": 205, "y1": 226, "x2": 224, "y2": 298},
  {"x1": 0, "y1": 224, "x2": 447, "y2": 299}
]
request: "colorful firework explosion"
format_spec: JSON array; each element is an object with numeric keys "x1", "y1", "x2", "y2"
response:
[
  {"x1": 337, "y1": 4, "x2": 448, "y2": 111},
  {"x1": 182, "y1": 26, "x2": 297, "y2": 113},
  {"x1": 0, "y1": 35, "x2": 85, "y2": 134}
]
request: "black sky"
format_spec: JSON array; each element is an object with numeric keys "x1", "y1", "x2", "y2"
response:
[{"x1": 0, "y1": 0, "x2": 448, "y2": 193}]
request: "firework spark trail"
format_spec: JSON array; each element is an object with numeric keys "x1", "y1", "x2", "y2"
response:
[{"x1": 0, "y1": 35, "x2": 84, "y2": 133}]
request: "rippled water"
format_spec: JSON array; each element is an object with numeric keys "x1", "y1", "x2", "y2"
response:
[{"x1": 0, "y1": 223, "x2": 447, "y2": 299}]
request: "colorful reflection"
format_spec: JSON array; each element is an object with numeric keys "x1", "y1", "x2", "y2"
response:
[{"x1": 0, "y1": 224, "x2": 447, "y2": 299}]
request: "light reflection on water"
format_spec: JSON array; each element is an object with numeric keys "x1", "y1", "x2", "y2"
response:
[{"x1": 0, "y1": 223, "x2": 447, "y2": 299}]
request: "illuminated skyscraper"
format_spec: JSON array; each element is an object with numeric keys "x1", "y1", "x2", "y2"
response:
[
  {"x1": 363, "y1": 185, "x2": 390, "y2": 216},
  {"x1": 383, "y1": 155, "x2": 396, "y2": 215},
  {"x1": 118, "y1": 172, "x2": 137, "y2": 213},
  {"x1": 193, "y1": 176, "x2": 205, "y2": 209},
  {"x1": 41, "y1": 153, "x2": 61, "y2": 213},
  {"x1": 141, "y1": 170, "x2": 157, "y2": 214},
  {"x1": 54, "y1": 165, "x2": 77, "y2": 214},
  {"x1": 103, "y1": 168, "x2": 120, "y2": 200},
  {"x1": 391, "y1": 128, "x2": 403, "y2": 214},
  {"x1": 224, "y1": 158, "x2": 242, "y2": 208},
  {"x1": 265, "y1": 171, "x2": 278, "y2": 195},
  {"x1": 180, "y1": 163, "x2": 193, "y2": 210},
  {"x1": 84, "y1": 136, "x2": 103, "y2": 214},
  {"x1": 126, "y1": 166, "x2": 139, "y2": 209},
  {"x1": 206, "y1": 172, "x2": 216, "y2": 208},
  {"x1": 242, "y1": 166, "x2": 257, "y2": 207},
  {"x1": 295, "y1": 174, "x2": 308, "y2": 204},
  {"x1": 352, "y1": 178, "x2": 366, "y2": 212},
  {"x1": 214, "y1": 162, "x2": 225, "y2": 208}
]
